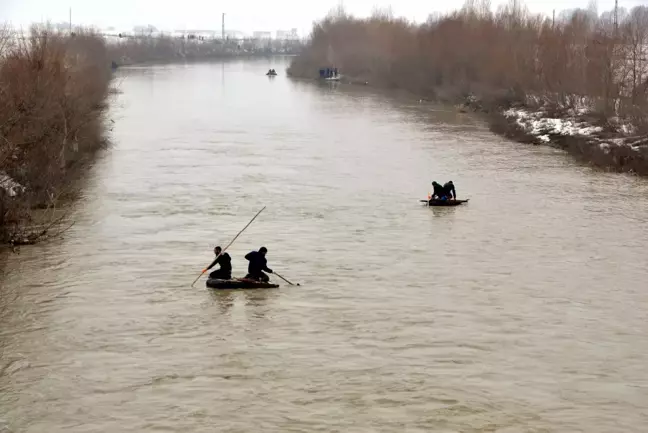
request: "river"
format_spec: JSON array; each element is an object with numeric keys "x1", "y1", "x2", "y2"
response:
[{"x1": 1, "y1": 58, "x2": 647, "y2": 432}]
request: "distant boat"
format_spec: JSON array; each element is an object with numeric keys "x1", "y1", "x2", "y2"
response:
[
  {"x1": 319, "y1": 67, "x2": 340, "y2": 81},
  {"x1": 319, "y1": 44, "x2": 340, "y2": 81}
]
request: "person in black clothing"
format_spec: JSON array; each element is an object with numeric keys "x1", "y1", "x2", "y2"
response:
[
  {"x1": 431, "y1": 181, "x2": 446, "y2": 200},
  {"x1": 245, "y1": 247, "x2": 273, "y2": 282},
  {"x1": 443, "y1": 181, "x2": 456, "y2": 199},
  {"x1": 204, "y1": 246, "x2": 232, "y2": 280}
]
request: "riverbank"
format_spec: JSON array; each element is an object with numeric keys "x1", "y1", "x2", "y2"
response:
[
  {"x1": 490, "y1": 100, "x2": 648, "y2": 175},
  {"x1": 287, "y1": 4, "x2": 648, "y2": 175},
  {"x1": 0, "y1": 27, "x2": 113, "y2": 246}
]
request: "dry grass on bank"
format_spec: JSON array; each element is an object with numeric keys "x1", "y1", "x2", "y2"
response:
[{"x1": 0, "y1": 25, "x2": 112, "y2": 246}]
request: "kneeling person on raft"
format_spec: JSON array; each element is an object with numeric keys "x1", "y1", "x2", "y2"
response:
[
  {"x1": 443, "y1": 180, "x2": 456, "y2": 200},
  {"x1": 245, "y1": 247, "x2": 273, "y2": 282},
  {"x1": 204, "y1": 246, "x2": 232, "y2": 280},
  {"x1": 431, "y1": 181, "x2": 446, "y2": 200},
  {"x1": 431, "y1": 180, "x2": 457, "y2": 201}
]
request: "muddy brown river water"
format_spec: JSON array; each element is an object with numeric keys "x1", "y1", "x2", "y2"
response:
[{"x1": 1, "y1": 58, "x2": 647, "y2": 432}]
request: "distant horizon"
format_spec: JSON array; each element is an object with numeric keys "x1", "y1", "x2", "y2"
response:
[
  {"x1": 1, "y1": 0, "x2": 643, "y2": 38},
  {"x1": 1, "y1": 21, "x2": 302, "y2": 39}
]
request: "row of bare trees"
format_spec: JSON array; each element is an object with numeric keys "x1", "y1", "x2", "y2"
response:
[
  {"x1": 108, "y1": 34, "x2": 303, "y2": 66},
  {"x1": 0, "y1": 25, "x2": 112, "y2": 245},
  {"x1": 289, "y1": 0, "x2": 648, "y2": 122},
  {"x1": 108, "y1": 35, "x2": 234, "y2": 65}
]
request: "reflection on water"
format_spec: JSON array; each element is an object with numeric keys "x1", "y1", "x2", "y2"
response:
[
  {"x1": 1, "y1": 58, "x2": 648, "y2": 433},
  {"x1": 207, "y1": 288, "x2": 280, "y2": 321}
]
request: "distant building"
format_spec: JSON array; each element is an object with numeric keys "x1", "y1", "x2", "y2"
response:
[
  {"x1": 224, "y1": 30, "x2": 245, "y2": 39},
  {"x1": 133, "y1": 25, "x2": 157, "y2": 35},
  {"x1": 252, "y1": 31, "x2": 272, "y2": 39},
  {"x1": 276, "y1": 29, "x2": 299, "y2": 40},
  {"x1": 184, "y1": 30, "x2": 217, "y2": 36},
  {"x1": 184, "y1": 30, "x2": 218, "y2": 40},
  {"x1": 52, "y1": 22, "x2": 72, "y2": 32}
]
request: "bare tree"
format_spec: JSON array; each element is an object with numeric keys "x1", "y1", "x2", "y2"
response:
[
  {"x1": 621, "y1": 6, "x2": 648, "y2": 104},
  {"x1": 0, "y1": 25, "x2": 112, "y2": 245}
]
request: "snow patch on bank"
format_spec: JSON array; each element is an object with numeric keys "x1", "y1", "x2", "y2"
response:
[
  {"x1": 502, "y1": 106, "x2": 648, "y2": 162},
  {"x1": 503, "y1": 108, "x2": 603, "y2": 138},
  {"x1": 0, "y1": 172, "x2": 25, "y2": 197}
]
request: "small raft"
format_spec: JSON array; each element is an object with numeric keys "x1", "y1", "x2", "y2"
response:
[
  {"x1": 206, "y1": 278, "x2": 279, "y2": 290},
  {"x1": 425, "y1": 199, "x2": 469, "y2": 206}
]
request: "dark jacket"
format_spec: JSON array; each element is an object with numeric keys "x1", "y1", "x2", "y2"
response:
[
  {"x1": 443, "y1": 182, "x2": 456, "y2": 199},
  {"x1": 245, "y1": 251, "x2": 272, "y2": 275},
  {"x1": 432, "y1": 182, "x2": 445, "y2": 198},
  {"x1": 207, "y1": 252, "x2": 232, "y2": 273}
]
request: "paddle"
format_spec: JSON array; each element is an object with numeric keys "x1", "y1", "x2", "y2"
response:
[
  {"x1": 273, "y1": 271, "x2": 300, "y2": 286},
  {"x1": 191, "y1": 206, "x2": 267, "y2": 288}
]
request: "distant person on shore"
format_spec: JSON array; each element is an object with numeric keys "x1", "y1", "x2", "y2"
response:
[
  {"x1": 204, "y1": 246, "x2": 232, "y2": 280},
  {"x1": 443, "y1": 181, "x2": 456, "y2": 200},
  {"x1": 431, "y1": 181, "x2": 446, "y2": 200},
  {"x1": 245, "y1": 247, "x2": 273, "y2": 282}
]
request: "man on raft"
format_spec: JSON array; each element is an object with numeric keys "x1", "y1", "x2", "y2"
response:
[
  {"x1": 245, "y1": 247, "x2": 273, "y2": 282},
  {"x1": 204, "y1": 246, "x2": 232, "y2": 280},
  {"x1": 443, "y1": 181, "x2": 456, "y2": 199},
  {"x1": 431, "y1": 180, "x2": 457, "y2": 201}
]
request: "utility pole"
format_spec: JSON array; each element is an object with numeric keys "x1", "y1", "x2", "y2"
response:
[
  {"x1": 69, "y1": 7, "x2": 72, "y2": 33},
  {"x1": 614, "y1": 0, "x2": 618, "y2": 39},
  {"x1": 552, "y1": 9, "x2": 555, "y2": 30},
  {"x1": 222, "y1": 13, "x2": 225, "y2": 40}
]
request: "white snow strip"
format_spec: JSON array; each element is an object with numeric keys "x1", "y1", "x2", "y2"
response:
[
  {"x1": 619, "y1": 123, "x2": 637, "y2": 135},
  {"x1": 504, "y1": 108, "x2": 602, "y2": 139},
  {"x1": 0, "y1": 172, "x2": 25, "y2": 197},
  {"x1": 505, "y1": 102, "x2": 645, "y2": 158}
]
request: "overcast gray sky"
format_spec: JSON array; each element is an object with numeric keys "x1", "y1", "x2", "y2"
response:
[{"x1": 0, "y1": 0, "x2": 640, "y2": 35}]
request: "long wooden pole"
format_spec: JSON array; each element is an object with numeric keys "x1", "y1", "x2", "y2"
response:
[
  {"x1": 273, "y1": 271, "x2": 299, "y2": 286},
  {"x1": 191, "y1": 206, "x2": 266, "y2": 287}
]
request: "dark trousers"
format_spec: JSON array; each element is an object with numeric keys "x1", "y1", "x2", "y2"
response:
[
  {"x1": 209, "y1": 269, "x2": 231, "y2": 280},
  {"x1": 245, "y1": 272, "x2": 269, "y2": 282}
]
